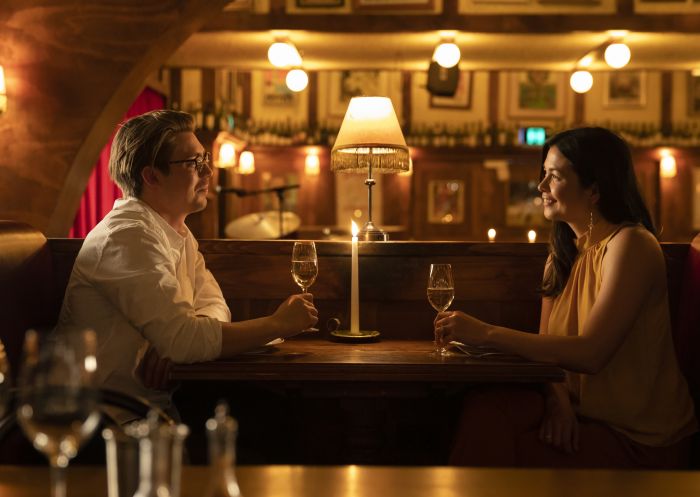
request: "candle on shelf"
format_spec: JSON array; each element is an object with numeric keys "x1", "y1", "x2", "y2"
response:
[
  {"x1": 487, "y1": 228, "x2": 496, "y2": 242},
  {"x1": 527, "y1": 230, "x2": 537, "y2": 243},
  {"x1": 350, "y1": 220, "x2": 360, "y2": 335}
]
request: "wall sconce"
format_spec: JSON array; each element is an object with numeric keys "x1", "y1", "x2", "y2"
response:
[
  {"x1": 604, "y1": 32, "x2": 631, "y2": 69},
  {"x1": 659, "y1": 149, "x2": 677, "y2": 178},
  {"x1": 268, "y1": 40, "x2": 302, "y2": 68},
  {"x1": 238, "y1": 151, "x2": 256, "y2": 175},
  {"x1": 286, "y1": 68, "x2": 309, "y2": 92},
  {"x1": 213, "y1": 131, "x2": 245, "y2": 168},
  {"x1": 0, "y1": 66, "x2": 6, "y2": 114},
  {"x1": 305, "y1": 153, "x2": 320, "y2": 176}
]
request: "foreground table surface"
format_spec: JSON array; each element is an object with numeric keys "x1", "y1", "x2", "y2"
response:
[
  {"x1": 1, "y1": 465, "x2": 698, "y2": 497},
  {"x1": 171, "y1": 339, "x2": 564, "y2": 383}
]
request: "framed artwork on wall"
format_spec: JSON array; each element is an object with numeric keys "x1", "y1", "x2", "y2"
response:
[
  {"x1": 328, "y1": 70, "x2": 390, "y2": 117},
  {"x1": 507, "y1": 71, "x2": 566, "y2": 118},
  {"x1": 262, "y1": 70, "x2": 298, "y2": 107},
  {"x1": 427, "y1": 180, "x2": 465, "y2": 224},
  {"x1": 295, "y1": 0, "x2": 345, "y2": 6},
  {"x1": 430, "y1": 71, "x2": 473, "y2": 110},
  {"x1": 688, "y1": 72, "x2": 700, "y2": 117},
  {"x1": 353, "y1": 0, "x2": 434, "y2": 10},
  {"x1": 506, "y1": 178, "x2": 548, "y2": 227},
  {"x1": 603, "y1": 71, "x2": 647, "y2": 108}
]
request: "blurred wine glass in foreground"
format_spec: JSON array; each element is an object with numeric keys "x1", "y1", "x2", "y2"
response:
[
  {"x1": 427, "y1": 263, "x2": 455, "y2": 356},
  {"x1": 17, "y1": 329, "x2": 101, "y2": 497},
  {"x1": 0, "y1": 339, "x2": 10, "y2": 419},
  {"x1": 291, "y1": 241, "x2": 319, "y2": 332}
]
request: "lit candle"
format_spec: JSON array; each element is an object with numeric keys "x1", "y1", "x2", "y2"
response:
[
  {"x1": 350, "y1": 221, "x2": 360, "y2": 334},
  {"x1": 528, "y1": 230, "x2": 537, "y2": 243},
  {"x1": 487, "y1": 228, "x2": 496, "y2": 242}
]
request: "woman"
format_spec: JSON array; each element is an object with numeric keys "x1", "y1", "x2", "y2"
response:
[{"x1": 437, "y1": 127, "x2": 696, "y2": 468}]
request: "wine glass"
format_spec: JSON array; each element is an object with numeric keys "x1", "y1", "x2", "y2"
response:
[
  {"x1": 0, "y1": 338, "x2": 10, "y2": 419},
  {"x1": 291, "y1": 241, "x2": 319, "y2": 332},
  {"x1": 17, "y1": 329, "x2": 101, "y2": 497},
  {"x1": 427, "y1": 263, "x2": 455, "y2": 356}
]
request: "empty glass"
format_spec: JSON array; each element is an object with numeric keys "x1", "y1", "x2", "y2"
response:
[{"x1": 427, "y1": 264, "x2": 455, "y2": 356}]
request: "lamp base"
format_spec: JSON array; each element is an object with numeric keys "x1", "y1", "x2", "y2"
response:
[
  {"x1": 359, "y1": 221, "x2": 388, "y2": 241},
  {"x1": 330, "y1": 330, "x2": 380, "y2": 342}
]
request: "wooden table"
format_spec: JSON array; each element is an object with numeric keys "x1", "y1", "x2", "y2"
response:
[
  {"x1": 171, "y1": 339, "x2": 564, "y2": 383},
  {"x1": 0, "y1": 465, "x2": 697, "y2": 497}
]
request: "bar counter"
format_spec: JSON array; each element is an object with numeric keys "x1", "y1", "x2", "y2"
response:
[{"x1": 1, "y1": 465, "x2": 697, "y2": 497}]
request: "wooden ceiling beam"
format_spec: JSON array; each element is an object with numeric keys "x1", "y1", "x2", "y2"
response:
[{"x1": 202, "y1": 0, "x2": 700, "y2": 33}]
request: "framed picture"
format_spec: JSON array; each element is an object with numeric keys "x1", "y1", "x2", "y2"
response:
[
  {"x1": 508, "y1": 71, "x2": 566, "y2": 118},
  {"x1": 603, "y1": 71, "x2": 647, "y2": 108},
  {"x1": 688, "y1": 72, "x2": 700, "y2": 117},
  {"x1": 430, "y1": 71, "x2": 473, "y2": 110},
  {"x1": 262, "y1": 70, "x2": 297, "y2": 107},
  {"x1": 427, "y1": 180, "x2": 465, "y2": 224},
  {"x1": 506, "y1": 178, "x2": 548, "y2": 227},
  {"x1": 353, "y1": 0, "x2": 434, "y2": 10},
  {"x1": 295, "y1": 0, "x2": 345, "y2": 6},
  {"x1": 328, "y1": 70, "x2": 389, "y2": 117}
]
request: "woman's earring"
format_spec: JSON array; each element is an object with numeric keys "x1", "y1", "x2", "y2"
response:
[{"x1": 588, "y1": 211, "x2": 594, "y2": 238}]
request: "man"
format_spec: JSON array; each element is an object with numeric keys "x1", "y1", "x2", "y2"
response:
[{"x1": 58, "y1": 110, "x2": 317, "y2": 418}]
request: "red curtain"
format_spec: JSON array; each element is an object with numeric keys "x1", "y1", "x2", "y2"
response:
[{"x1": 69, "y1": 88, "x2": 165, "y2": 238}]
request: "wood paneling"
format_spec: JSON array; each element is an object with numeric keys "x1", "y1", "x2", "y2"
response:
[{"x1": 0, "y1": 0, "x2": 230, "y2": 236}]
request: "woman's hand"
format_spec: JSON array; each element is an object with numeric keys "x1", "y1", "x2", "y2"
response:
[
  {"x1": 434, "y1": 311, "x2": 490, "y2": 346},
  {"x1": 539, "y1": 383, "x2": 579, "y2": 454}
]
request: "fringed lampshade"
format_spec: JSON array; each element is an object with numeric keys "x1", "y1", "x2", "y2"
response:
[{"x1": 331, "y1": 97, "x2": 409, "y2": 240}]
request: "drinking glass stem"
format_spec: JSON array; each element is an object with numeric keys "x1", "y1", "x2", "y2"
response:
[{"x1": 50, "y1": 463, "x2": 67, "y2": 497}]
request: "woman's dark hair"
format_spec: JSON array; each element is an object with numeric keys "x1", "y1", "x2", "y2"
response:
[{"x1": 541, "y1": 127, "x2": 656, "y2": 297}]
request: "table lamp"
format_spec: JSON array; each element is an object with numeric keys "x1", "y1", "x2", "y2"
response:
[{"x1": 331, "y1": 96, "x2": 410, "y2": 241}]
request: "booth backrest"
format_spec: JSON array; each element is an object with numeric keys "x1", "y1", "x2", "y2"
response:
[
  {"x1": 0, "y1": 221, "x2": 694, "y2": 376},
  {"x1": 0, "y1": 221, "x2": 60, "y2": 375}
]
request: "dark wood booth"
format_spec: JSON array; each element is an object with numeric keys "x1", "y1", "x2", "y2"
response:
[{"x1": 1, "y1": 220, "x2": 697, "y2": 466}]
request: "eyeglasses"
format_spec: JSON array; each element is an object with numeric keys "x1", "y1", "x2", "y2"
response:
[{"x1": 168, "y1": 152, "x2": 212, "y2": 175}]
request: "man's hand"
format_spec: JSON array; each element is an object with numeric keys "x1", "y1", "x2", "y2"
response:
[
  {"x1": 271, "y1": 293, "x2": 318, "y2": 337},
  {"x1": 136, "y1": 345, "x2": 173, "y2": 391},
  {"x1": 539, "y1": 383, "x2": 579, "y2": 454}
]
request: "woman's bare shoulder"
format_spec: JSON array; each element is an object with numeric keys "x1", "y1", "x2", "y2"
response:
[{"x1": 605, "y1": 225, "x2": 664, "y2": 271}]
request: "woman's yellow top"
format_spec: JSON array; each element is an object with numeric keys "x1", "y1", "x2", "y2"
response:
[{"x1": 548, "y1": 224, "x2": 697, "y2": 446}]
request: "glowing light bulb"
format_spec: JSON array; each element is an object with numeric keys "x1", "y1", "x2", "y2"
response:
[
  {"x1": 527, "y1": 230, "x2": 537, "y2": 243},
  {"x1": 286, "y1": 69, "x2": 308, "y2": 92},
  {"x1": 238, "y1": 151, "x2": 255, "y2": 175},
  {"x1": 570, "y1": 71, "x2": 593, "y2": 94},
  {"x1": 305, "y1": 153, "x2": 320, "y2": 176},
  {"x1": 432, "y1": 42, "x2": 461, "y2": 68},
  {"x1": 659, "y1": 149, "x2": 677, "y2": 178},
  {"x1": 218, "y1": 142, "x2": 236, "y2": 168},
  {"x1": 604, "y1": 43, "x2": 631, "y2": 69},
  {"x1": 267, "y1": 41, "x2": 302, "y2": 68},
  {"x1": 487, "y1": 228, "x2": 496, "y2": 242}
]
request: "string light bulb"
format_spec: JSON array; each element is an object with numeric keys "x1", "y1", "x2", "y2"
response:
[
  {"x1": 267, "y1": 41, "x2": 302, "y2": 68},
  {"x1": 604, "y1": 42, "x2": 631, "y2": 69}
]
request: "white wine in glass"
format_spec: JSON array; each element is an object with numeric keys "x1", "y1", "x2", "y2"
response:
[
  {"x1": 291, "y1": 241, "x2": 319, "y2": 332},
  {"x1": 17, "y1": 329, "x2": 101, "y2": 497},
  {"x1": 428, "y1": 264, "x2": 455, "y2": 356}
]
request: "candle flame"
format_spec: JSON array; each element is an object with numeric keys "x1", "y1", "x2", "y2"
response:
[{"x1": 351, "y1": 220, "x2": 359, "y2": 237}]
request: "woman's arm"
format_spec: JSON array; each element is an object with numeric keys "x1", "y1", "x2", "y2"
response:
[{"x1": 437, "y1": 227, "x2": 663, "y2": 373}]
